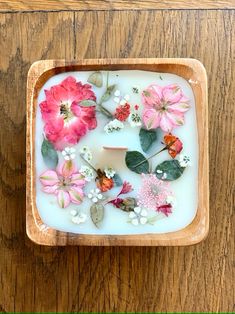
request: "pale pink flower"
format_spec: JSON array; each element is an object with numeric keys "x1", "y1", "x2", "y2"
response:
[
  {"x1": 39, "y1": 160, "x2": 86, "y2": 208},
  {"x1": 141, "y1": 84, "x2": 190, "y2": 132},
  {"x1": 137, "y1": 174, "x2": 173, "y2": 211},
  {"x1": 40, "y1": 76, "x2": 97, "y2": 150}
]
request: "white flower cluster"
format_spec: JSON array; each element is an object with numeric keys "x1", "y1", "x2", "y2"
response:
[
  {"x1": 104, "y1": 119, "x2": 124, "y2": 134},
  {"x1": 80, "y1": 146, "x2": 92, "y2": 161},
  {"x1": 104, "y1": 167, "x2": 116, "y2": 179},
  {"x1": 62, "y1": 147, "x2": 76, "y2": 160},
  {"x1": 129, "y1": 207, "x2": 148, "y2": 225},
  {"x1": 179, "y1": 154, "x2": 191, "y2": 167},
  {"x1": 128, "y1": 112, "x2": 142, "y2": 127},
  {"x1": 113, "y1": 90, "x2": 130, "y2": 105},
  {"x1": 88, "y1": 188, "x2": 103, "y2": 203},
  {"x1": 70, "y1": 209, "x2": 87, "y2": 225},
  {"x1": 79, "y1": 165, "x2": 94, "y2": 182}
]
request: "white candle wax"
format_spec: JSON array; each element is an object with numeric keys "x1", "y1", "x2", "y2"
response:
[{"x1": 35, "y1": 70, "x2": 198, "y2": 235}]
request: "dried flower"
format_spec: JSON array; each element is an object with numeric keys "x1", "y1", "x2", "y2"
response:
[
  {"x1": 132, "y1": 86, "x2": 139, "y2": 94},
  {"x1": 104, "y1": 167, "x2": 116, "y2": 179},
  {"x1": 39, "y1": 76, "x2": 97, "y2": 150},
  {"x1": 114, "y1": 103, "x2": 130, "y2": 121},
  {"x1": 110, "y1": 197, "x2": 137, "y2": 212},
  {"x1": 80, "y1": 146, "x2": 92, "y2": 161},
  {"x1": 118, "y1": 181, "x2": 133, "y2": 195},
  {"x1": 88, "y1": 188, "x2": 103, "y2": 203},
  {"x1": 104, "y1": 119, "x2": 124, "y2": 134},
  {"x1": 39, "y1": 160, "x2": 86, "y2": 208},
  {"x1": 179, "y1": 154, "x2": 191, "y2": 167},
  {"x1": 137, "y1": 174, "x2": 173, "y2": 211},
  {"x1": 70, "y1": 210, "x2": 87, "y2": 224},
  {"x1": 142, "y1": 84, "x2": 190, "y2": 132},
  {"x1": 62, "y1": 147, "x2": 76, "y2": 161},
  {"x1": 96, "y1": 176, "x2": 114, "y2": 192},
  {"x1": 164, "y1": 133, "x2": 183, "y2": 158},
  {"x1": 79, "y1": 165, "x2": 94, "y2": 182},
  {"x1": 156, "y1": 204, "x2": 172, "y2": 216},
  {"x1": 129, "y1": 207, "x2": 148, "y2": 225},
  {"x1": 114, "y1": 90, "x2": 130, "y2": 105}
]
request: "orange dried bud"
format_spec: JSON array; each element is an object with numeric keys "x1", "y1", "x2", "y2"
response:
[
  {"x1": 164, "y1": 133, "x2": 183, "y2": 158},
  {"x1": 96, "y1": 176, "x2": 114, "y2": 192}
]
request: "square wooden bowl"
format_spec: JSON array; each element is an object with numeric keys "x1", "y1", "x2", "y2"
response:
[{"x1": 26, "y1": 58, "x2": 209, "y2": 246}]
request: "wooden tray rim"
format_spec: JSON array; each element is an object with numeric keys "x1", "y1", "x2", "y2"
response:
[{"x1": 26, "y1": 58, "x2": 209, "y2": 246}]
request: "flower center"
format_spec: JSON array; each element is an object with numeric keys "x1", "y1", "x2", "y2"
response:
[
  {"x1": 60, "y1": 101, "x2": 74, "y2": 122},
  {"x1": 59, "y1": 177, "x2": 72, "y2": 190}
]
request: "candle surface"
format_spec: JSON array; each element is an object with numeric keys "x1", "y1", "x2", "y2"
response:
[{"x1": 35, "y1": 70, "x2": 198, "y2": 234}]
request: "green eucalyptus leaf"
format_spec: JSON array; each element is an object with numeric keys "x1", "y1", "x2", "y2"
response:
[
  {"x1": 79, "y1": 99, "x2": 97, "y2": 107},
  {"x1": 41, "y1": 138, "x2": 58, "y2": 169},
  {"x1": 113, "y1": 173, "x2": 123, "y2": 186},
  {"x1": 139, "y1": 128, "x2": 158, "y2": 152},
  {"x1": 90, "y1": 203, "x2": 104, "y2": 228},
  {"x1": 154, "y1": 160, "x2": 185, "y2": 181},
  {"x1": 100, "y1": 84, "x2": 116, "y2": 103},
  {"x1": 125, "y1": 151, "x2": 149, "y2": 174},
  {"x1": 87, "y1": 71, "x2": 103, "y2": 87}
]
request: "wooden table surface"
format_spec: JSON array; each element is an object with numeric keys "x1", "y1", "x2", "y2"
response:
[{"x1": 0, "y1": 1, "x2": 234, "y2": 312}]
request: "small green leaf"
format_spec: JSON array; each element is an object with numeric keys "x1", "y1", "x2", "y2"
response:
[
  {"x1": 100, "y1": 84, "x2": 116, "y2": 103},
  {"x1": 125, "y1": 151, "x2": 149, "y2": 174},
  {"x1": 154, "y1": 160, "x2": 185, "y2": 181},
  {"x1": 113, "y1": 173, "x2": 123, "y2": 186},
  {"x1": 119, "y1": 197, "x2": 137, "y2": 212},
  {"x1": 41, "y1": 138, "x2": 58, "y2": 169},
  {"x1": 139, "y1": 128, "x2": 158, "y2": 152},
  {"x1": 87, "y1": 71, "x2": 103, "y2": 87},
  {"x1": 79, "y1": 99, "x2": 97, "y2": 107},
  {"x1": 90, "y1": 203, "x2": 104, "y2": 228}
]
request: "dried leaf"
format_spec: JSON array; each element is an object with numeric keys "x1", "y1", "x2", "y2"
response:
[
  {"x1": 87, "y1": 71, "x2": 103, "y2": 87},
  {"x1": 41, "y1": 137, "x2": 58, "y2": 169},
  {"x1": 90, "y1": 203, "x2": 104, "y2": 228},
  {"x1": 79, "y1": 99, "x2": 97, "y2": 107},
  {"x1": 139, "y1": 128, "x2": 158, "y2": 152},
  {"x1": 100, "y1": 84, "x2": 116, "y2": 103},
  {"x1": 125, "y1": 151, "x2": 149, "y2": 174},
  {"x1": 113, "y1": 173, "x2": 123, "y2": 186}
]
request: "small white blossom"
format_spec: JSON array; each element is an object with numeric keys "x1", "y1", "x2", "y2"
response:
[
  {"x1": 162, "y1": 173, "x2": 167, "y2": 180},
  {"x1": 62, "y1": 147, "x2": 76, "y2": 160},
  {"x1": 104, "y1": 167, "x2": 116, "y2": 179},
  {"x1": 71, "y1": 211, "x2": 87, "y2": 224},
  {"x1": 80, "y1": 146, "x2": 92, "y2": 161},
  {"x1": 113, "y1": 90, "x2": 130, "y2": 105},
  {"x1": 179, "y1": 154, "x2": 191, "y2": 167},
  {"x1": 79, "y1": 165, "x2": 94, "y2": 182},
  {"x1": 114, "y1": 90, "x2": 121, "y2": 97},
  {"x1": 104, "y1": 119, "x2": 124, "y2": 134},
  {"x1": 88, "y1": 188, "x2": 103, "y2": 203},
  {"x1": 129, "y1": 207, "x2": 148, "y2": 226},
  {"x1": 128, "y1": 112, "x2": 142, "y2": 127}
]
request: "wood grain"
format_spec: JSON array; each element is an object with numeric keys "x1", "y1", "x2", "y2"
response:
[
  {"x1": 0, "y1": 0, "x2": 234, "y2": 11},
  {"x1": 26, "y1": 58, "x2": 209, "y2": 246},
  {"x1": 0, "y1": 9, "x2": 234, "y2": 312}
]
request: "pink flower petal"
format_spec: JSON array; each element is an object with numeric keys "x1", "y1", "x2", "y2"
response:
[
  {"x1": 57, "y1": 190, "x2": 71, "y2": 208},
  {"x1": 42, "y1": 185, "x2": 58, "y2": 194},
  {"x1": 165, "y1": 111, "x2": 185, "y2": 126},
  {"x1": 168, "y1": 101, "x2": 190, "y2": 114},
  {"x1": 69, "y1": 186, "x2": 84, "y2": 204},
  {"x1": 142, "y1": 109, "x2": 161, "y2": 129},
  {"x1": 70, "y1": 173, "x2": 86, "y2": 186},
  {"x1": 159, "y1": 113, "x2": 174, "y2": 132},
  {"x1": 141, "y1": 84, "x2": 163, "y2": 107},
  {"x1": 162, "y1": 84, "x2": 183, "y2": 104},
  {"x1": 57, "y1": 160, "x2": 77, "y2": 178},
  {"x1": 40, "y1": 170, "x2": 59, "y2": 186}
]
